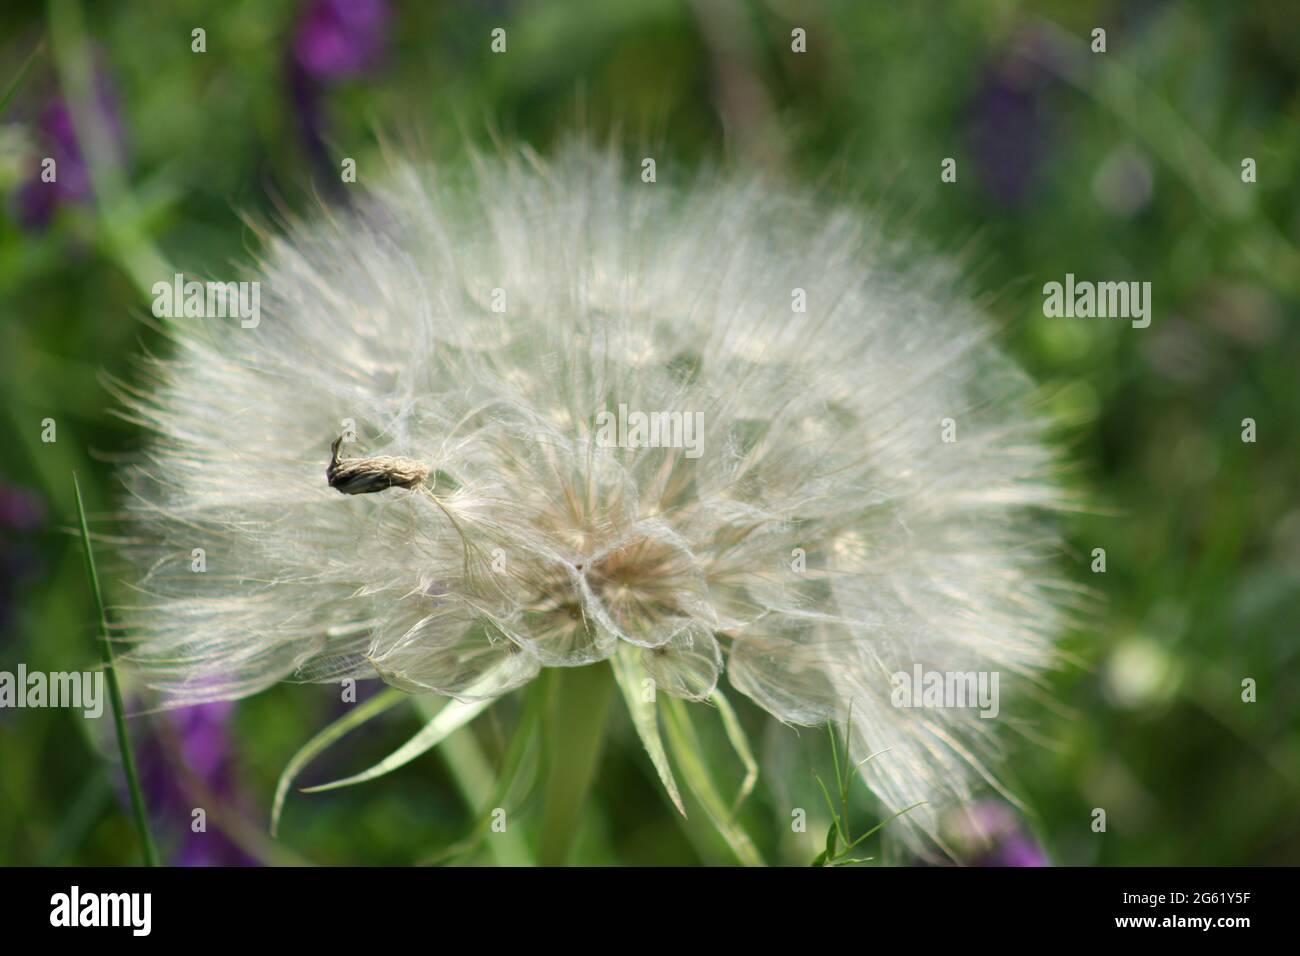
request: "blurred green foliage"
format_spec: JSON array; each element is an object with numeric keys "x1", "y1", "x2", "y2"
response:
[{"x1": 0, "y1": 0, "x2": 1297, "y2": 866}]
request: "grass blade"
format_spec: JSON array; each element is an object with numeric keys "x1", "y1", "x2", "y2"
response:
[
  {"x1": 73, "y1": 472, "x2": 157, "y2": 866},
  {"x1": 711, "y1": 688, "x2": 758, "y2": 816},
  {"x1": 270, "y1": 687, "x2": 405, "y2": 835},
  {"x1": 0, "y1": 40, "x2": 43, "y2": 115},
  {"x1": 300, "y1": 695, "x2": 492, "y2": 793}
]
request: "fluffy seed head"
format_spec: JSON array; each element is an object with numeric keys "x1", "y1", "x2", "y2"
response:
[{"x1": 116, "y1": 144, "x2": 1068, "y2": 844}]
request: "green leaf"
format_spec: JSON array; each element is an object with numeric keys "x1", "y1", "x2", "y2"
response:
[
  {"x1": 660, "y1": 695, "x2": 764, "y2": 866},
  {"x1": 711, "y1": 688, "x2": 758, "y2": 816},
  {"x1": 610, "y1": 647, "x2": 684, "y2": 816},
  {"x1": 843, "y1": 801, "x2": 928, "y2": 852},
  {"x1": 811, "y1": 821, "x2": 838, "y2": 867},
  {"x1": 300, "y1": 694, "x2": 493, "y2": 794},
  {"x1": 270, "y1": 688, "x2": 404, "y2": 836}
]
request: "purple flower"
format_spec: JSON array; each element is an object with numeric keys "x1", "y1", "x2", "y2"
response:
[
  {"x1": 286, "y1": 0, "x2": 390, "y2": 190},
  {"x1": 965, "y1": 30, "x2": 1057, "y2": 210},
  {"x1": 0, "y1": 484, "x2": 44, "y2": 533},
  {"x1": 944, "y1": 800, "x2": 1049, "y2": 867},
  {"x1": 11, "y1": 71, "x2": 124, "y2": 229},
  {"x1": 292, "y1": 0, "x2": 390, "y2": 82},
  {"x1": 135, "y1": 700, "x2": 259, "y2": 866}
]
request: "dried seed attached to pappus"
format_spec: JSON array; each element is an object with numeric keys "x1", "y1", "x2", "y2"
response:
[{"x1": 326, "y1": 437, "x2": 430, "y2": 495}]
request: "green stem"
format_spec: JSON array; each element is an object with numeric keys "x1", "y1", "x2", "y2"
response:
[
  {"x1": 421, "y1": 681, "x2": 544, "y2": 866},
  {"x1": 440, "y1": 728, "x2": 535, "y2": 866},
  {"x1": 537, "y1": 665, "x2": 616, "y2": 865},
  {"x1": 74, "y1": 474, "x2": 157, "y2": 866}
]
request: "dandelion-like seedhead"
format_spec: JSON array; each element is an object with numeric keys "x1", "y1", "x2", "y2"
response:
[{"x1": 116, "y1": 143, "x2": 1068, "y2": 846}]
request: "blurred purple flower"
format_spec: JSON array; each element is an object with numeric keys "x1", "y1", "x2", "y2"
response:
[
  {"x1": 965, "y1": 31, "x2": 1057, "y2": 209},
  {"x1": 0, "y1": 484, "x2": 44, "y2": 532},
  {"x1": 286, "y1": 0, "x2": 390, "y2": 189},
  {"x1": 136, "y1": 700, "x2": 259, "y2": 866},
  {"x1": 11, "y1": 72, "x2": 124, "y2": 229},
  {"x1": 944, "y1": 800, "x2": 1049, "y2": 867},
  {"x1": 292, "y1": 0, "x2": 391, "y2": 82}
]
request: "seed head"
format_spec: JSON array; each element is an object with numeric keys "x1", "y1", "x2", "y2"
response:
[{"x1": 116, "y1": 144, "x2": 1069, "y2": 847}]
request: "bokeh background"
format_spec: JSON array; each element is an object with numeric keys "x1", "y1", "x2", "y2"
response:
[{"x1": 1, "y1": 0, "x2": 1297, "y2": 866}]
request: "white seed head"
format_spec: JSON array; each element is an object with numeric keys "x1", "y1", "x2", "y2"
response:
[{"x1": 117, "y1": 144, "x2": 1068, "y2": 847}]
